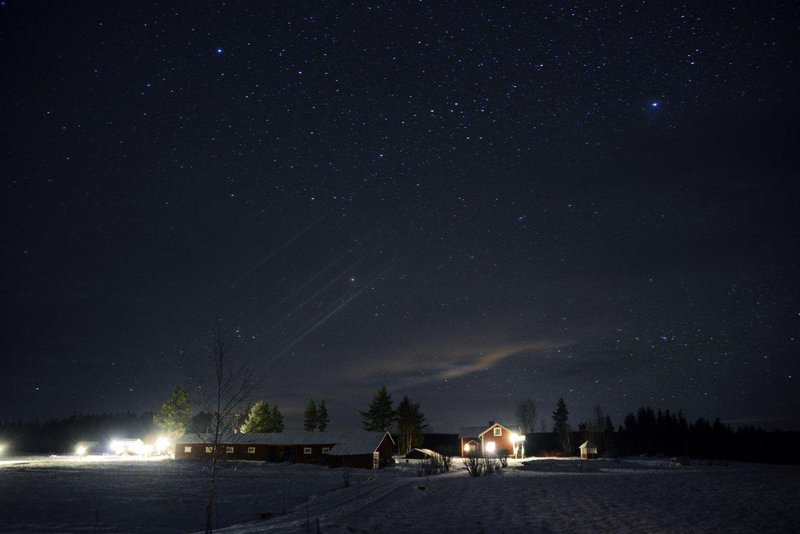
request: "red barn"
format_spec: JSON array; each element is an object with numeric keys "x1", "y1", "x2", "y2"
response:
[
  {"x1": 175, "y1": 431, "x2": 394, "y2": 469},
  {"x1": 459, "y1": 422, "x2": 524, "y2": 458}
]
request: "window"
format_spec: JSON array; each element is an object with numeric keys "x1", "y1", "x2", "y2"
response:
[
  {"x1": 184, "y1": 446, "x2": 192, "y2": 453},
  {"x1": 322, "y1": 447, "x2": 330, "y2": 454},
  {"x1": 226, "y1": 446, "x2": 234, "y2": 453},
  {"x1": 205, "y1": 446, "x2": 212, "y2": 453},
  {"x1": 486, "y1": 442, "x2": 496, "y2": 453},
  {"x1": 303, "y1": 447, "x2": 312, "y2": 455},
  {"x1": 247, "y1": 447, "x2": 256, "y2": 454},
  {"x1": 493, "y1": 427, "x2": 502, "y2": 436}
]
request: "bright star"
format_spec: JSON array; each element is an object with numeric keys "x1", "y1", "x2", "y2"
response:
[
  {"x1": 650, "y1": 101, "x2": 660, "y2": 108},
  {"x1": 215, "y1": 48, "x2": 224, "y2": 55}
]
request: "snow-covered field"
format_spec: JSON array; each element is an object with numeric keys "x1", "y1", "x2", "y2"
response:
[{"x1": 1, "y1": 455, "x2": 798, "y2": 533}]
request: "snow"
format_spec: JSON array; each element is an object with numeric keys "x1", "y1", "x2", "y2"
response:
[{"x1": 1, "y1": 455, "x2": 798, "y2": 532}]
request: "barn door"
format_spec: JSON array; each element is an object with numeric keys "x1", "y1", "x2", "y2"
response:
[{"x1": 373, "y1": 451, "x2": 379, "y2": 470}]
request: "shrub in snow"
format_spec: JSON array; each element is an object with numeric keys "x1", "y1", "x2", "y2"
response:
[
  {"x1": 441, "y1": 455, "x2": 452, "y2": 472},
  {"x1": 463, "y1": 456, "x2": 483, "y2": 477},
  {"x1": 484, "y1": 458, "x2": 500, "y2": 475},
  {"x1": 497, "y1": 448, "x2": 510, "y2": 468}
]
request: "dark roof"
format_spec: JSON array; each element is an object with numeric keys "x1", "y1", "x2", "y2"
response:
[{"x1": 459, "y1": 426, "x2": 486, "y2": 438}]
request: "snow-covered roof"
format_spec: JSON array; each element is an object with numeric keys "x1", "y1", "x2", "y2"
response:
[
  {"x1": 579, "y1": 440, "x2": 598, "y2": 449},
  {"x1": 405, "y1": 448, "x2": 443, "y2": 459},
  {"x1": 176, "y1": 431, "x2": 393, "y2": 456}
]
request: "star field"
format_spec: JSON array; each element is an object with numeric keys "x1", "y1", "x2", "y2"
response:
[{"x1": 1, "y1": 1, "x2": 798, "y2": 431}]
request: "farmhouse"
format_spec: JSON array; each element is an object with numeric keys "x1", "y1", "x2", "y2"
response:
[
  {"x1": 459, "y1": 422, "x2": 525, "y2": 458},
  {"x1": 175, "y1": 431, "x2": 394, "y2": 470}
]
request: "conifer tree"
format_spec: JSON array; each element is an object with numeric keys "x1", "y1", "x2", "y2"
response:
[
  {"x1": 316, "y1": 399, "x2": 329, "y2": 432},
  {"x1": 270, "y1": 404, "x2": 284, "y2": 432},
  {"x1": 304, "y1": 398, "x2": 318, "y2": 431},
  {"x1": 359, "y1": 386, "x2": 396, "y2": 431},
  {"x1": 241, "y1": 401, "x2": 284, "y2": 433},
  {"x1": 552, "y1": 397, "x2": 572, "y2": 454},
  {"x1": 396, "y1": 394, "x2": 426, "y2": 454},
  {"x1": 153, "y1": 385, "x2": 192, "y2": 437}
]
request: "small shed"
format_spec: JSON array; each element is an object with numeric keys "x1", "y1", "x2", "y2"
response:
[
  {"x1": 406, "y1": 448, "x2": 443, "y2": 461},
  {"x1": 325, "y1": 431, "x2": 395, "y2": 470},
  {"x1": 579, "y1": 440, "x2": 598, "y2": 459}
]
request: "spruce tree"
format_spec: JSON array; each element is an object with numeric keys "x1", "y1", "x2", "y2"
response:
[
  {"x1": 269, "y1": 405, "x2": 284, "y2": 432},
  {"x1": 241, "y1": 401, "x2": 284, "y2": 433},
  {"x1": 552, "y1": 397, "x2": 572, "y2": 454},
  {"x1": 396, "y1": 394, "x2": 426, "y2": 454},
  {"x1": 304, "y1": 398, "x2": 318, "y2": 432},
  {"x1": 316, "y1": 399, "x2": 329, "y2": 432},
  {"x1": 153, "y1": 385, "x2": 192, "y2": 437},
  {"x1": 359, "y1": 386, "x2": 396, "y2": 431},
  {"x1": 241, "y1": 401, "x2": 271, "y2": 433}
]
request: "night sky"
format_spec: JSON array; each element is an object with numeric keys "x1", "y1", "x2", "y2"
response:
[{"x1": 2, "y1": 1, "x2": 798, "y2": 432}]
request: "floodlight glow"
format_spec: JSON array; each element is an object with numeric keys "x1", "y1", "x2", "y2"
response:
[
  {"x1": 486, "y1": 442, "x2": 496, "y2": 453},
  {"x1": 110, "y1": 440, "x2": 125, "y2": 454},
  {"x1": 463, "y1": 444, "x2": 471, "y2": 452},
  {"x1": 154, "y1": 436, "x2": 171, "y2": 455},
  {"x1": 75, "y1": 445, "x2": 88, "y2": 456},
  {"x1": 0, "y1": 443, "x2": 6, "y2": 455}
]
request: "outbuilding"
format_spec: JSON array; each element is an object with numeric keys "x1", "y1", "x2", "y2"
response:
[
  {"x1": 405, "y1": 448, "x2": 444, "y2": 462},
  {"x1": 579, "y1": 440, "x2": 598, "y2": 459},
  {"x1": 175, "y1": 431, "x2": 394, "y2": 470}
]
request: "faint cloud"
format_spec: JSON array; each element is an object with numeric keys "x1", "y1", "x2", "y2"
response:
[{"x1": 347, "y1": 339, "x2": 570, "y2": 388}]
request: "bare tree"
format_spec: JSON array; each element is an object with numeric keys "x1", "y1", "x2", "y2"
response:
[
  {"x1": 516, "y1": 397, "x2": 538, "y2": 434},
  {"x1": 198, "y1": 333, "x2": 257, "y2": 534}
]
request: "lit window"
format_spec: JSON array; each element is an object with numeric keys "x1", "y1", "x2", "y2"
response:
[
  {"x1": 486, "y1": 442, "x2": 496, "y2": 453},
  {"x1": 304, "y1": 447, "x2": 312, "y2": 454},
  {"x1": 322, "y1": 447, "x2": 330, "y2": 454},
  {"x1": 226, "y1": 446, "x2": 234, "y2": 453},
  {"x1": 248, "y1": 446, "x2": 256, "y2": 454},
  {"x1": 493, "y1": 427, "x2": 502, "y2": 436},
  {"x1": 464, "y1": 443, "x2": 471, "y2": 452},
  {"x1": 184, "y1": 446, "x2": 192, "y2": 453},
  {"x1": 205, "y1": 446, "x2": 212, "y2": 453}
]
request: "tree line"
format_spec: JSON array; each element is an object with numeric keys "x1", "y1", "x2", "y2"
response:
[
  {"x1": 514, "y1": 396, "x2": 799, "y2": 464},
  {"x1": 359, "y1": 386, "x2": 426, "y2": 455}
]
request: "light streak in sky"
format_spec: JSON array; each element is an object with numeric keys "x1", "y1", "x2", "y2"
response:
[
  {"x1": 264, "y1": 258, "x2": 400, "y2": 364},
  {"x1": 230, "y1": 210, "x2": 333, "y2": 288}
]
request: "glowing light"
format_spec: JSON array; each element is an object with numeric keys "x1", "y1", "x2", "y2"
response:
[
  {"x1": 110, "y1": 438, "x2": 146, "y2": 455},
  {"x1": 463, "y1": 443, "x2": 471, "y2": 452},
  {"x1": 0, "y1": 443, "x2": 6, "y2": 455},
  {"x1": 75, "y1": 445, "x2": 88, "y2": 456},
  {"x1": 154, "y1": 436, "x2": 171, "y2": 455},
  {"x1": 486, "y1": 442, "x2": 496, "y2": 453}
]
